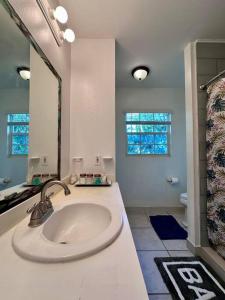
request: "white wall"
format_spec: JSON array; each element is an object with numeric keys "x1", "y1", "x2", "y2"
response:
[
  {"x1": 116, "y1": 88, "x2": 186, "y2": 207},
  {"x1": 0, "y1": 88, "x2": 29, "y2": 189},
  {"x1": 70, "y1": 39, "x2": 115, "y2": 178},
  {"x1": 28, "y1": 47, "x2": 58, "y2": 179},
  {"x1": 184, "y1": 41, "x2": 225, "y2": 249},
  {"x1": 184, "y1": 42, "x2": 201, "y2": 247},
  {"x1": 9, "y1": 0, "x2": 71, "y2": 179}
]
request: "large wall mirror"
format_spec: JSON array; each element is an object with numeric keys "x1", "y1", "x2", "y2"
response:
[{"x1": 0, "y1": 0, "x2": 61, "y2": 213}]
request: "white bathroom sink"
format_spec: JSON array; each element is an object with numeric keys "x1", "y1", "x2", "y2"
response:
[
  {"x1": 12, "y1": 202, "x2": 123, "y2": 262},
  {"x1": 43, "y1": 203, "x2": 112, "y2": 244}
]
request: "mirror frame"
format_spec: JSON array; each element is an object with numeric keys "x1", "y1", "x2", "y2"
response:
[{"x1": 0, "y1": 0, "x2": 62, "y2": 214}]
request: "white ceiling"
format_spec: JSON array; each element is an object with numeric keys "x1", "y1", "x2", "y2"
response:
[
  {"x1": 60, "y1": 0, "x2": 225, "y2": 88},
  {"x1": 0, "y1": 3, "x2": 29, "y2": 89}
]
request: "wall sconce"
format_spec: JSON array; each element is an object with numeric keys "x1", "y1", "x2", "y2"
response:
[{"x1": 36, "y1": 0, "x2": 75, "y2": 46}]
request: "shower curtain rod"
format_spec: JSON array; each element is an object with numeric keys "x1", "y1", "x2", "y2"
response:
[{"x1": 200, "y1": 69, "x2": 225, "y2": 90}]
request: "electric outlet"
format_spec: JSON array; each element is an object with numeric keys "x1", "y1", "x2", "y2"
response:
[
  {"x1": 41, "y1": 155, "x2": 48, "y2": 166},
  {"x1": 95, "y1": 155, "x2": 101, "y2": 166},
  {"x1": 72, "y1": 157, "x2": 83, "y2": 163}
]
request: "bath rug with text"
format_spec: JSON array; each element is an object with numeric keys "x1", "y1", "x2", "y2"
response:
[
  {"x1": 154, "y1": 257, "x2": 225, "y2": 300},
  {"x1": 150, "y1": 215, "x2": 187, "y2": 239}
]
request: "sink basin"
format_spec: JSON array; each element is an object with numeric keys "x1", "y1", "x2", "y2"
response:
[
  {"x1": 12, "y1": 202, "x2": 123, "y2": 262},
  {"x1": 43, "y1": 203, "x2": 112, "y2": 244}
]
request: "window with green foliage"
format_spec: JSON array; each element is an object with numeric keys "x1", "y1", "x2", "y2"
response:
[
  {"x1": 125, "y1": 112, "x2": 171, "y2": 155},
  {"x1": 7, "y1": 113, "x2": 30, "y2": 156}
]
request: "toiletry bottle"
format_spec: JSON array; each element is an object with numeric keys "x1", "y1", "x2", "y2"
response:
[
  {"x1": 94, "y1": 174, "x2": 102, "y2": 185},
  {"x1": 31, "y1": 174, "x2": 41, "y2": 186},
  {"x1": 86, "y1": 174, "x2": 94, "y2": 184},
  {"x1": 80, "y1": 173, "x2": 86, "y2": 185}
]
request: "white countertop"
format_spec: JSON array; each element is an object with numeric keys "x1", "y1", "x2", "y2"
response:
[
  {"x1": 0, "y1": 182, "x2": 27, "y2": 201},
  {"x1": 0, "y1": 183, "x2": 148, "y2": 300}
]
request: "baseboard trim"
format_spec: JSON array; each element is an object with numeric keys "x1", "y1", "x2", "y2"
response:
[
  {"x1": 186, "y1": 240, "x2": 225, "y2": 281},
  {"x1": 199, "y1": 247, "x2": 225, "y2": 282},
  {"x1": 186, "y1": 238, "x2": 201, "y2": 255}
]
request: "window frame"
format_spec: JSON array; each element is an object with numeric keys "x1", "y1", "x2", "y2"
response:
[
  {"x1": 7, "y1": 113, "x2": 30, "y2": 157},
  {"x1": 124, "y1": 111, "x2": 172, "y2": 156}
]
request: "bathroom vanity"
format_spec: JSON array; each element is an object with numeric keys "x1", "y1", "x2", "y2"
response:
[
  {"x1": 0, "y1": 5, "x2": 148, "y2": 298},
  {"x1": 0, "y1": 183, "x2": 148, "y2": 300}
]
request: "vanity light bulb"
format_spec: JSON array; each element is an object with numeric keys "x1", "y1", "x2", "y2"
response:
[
  {"x1": 53, "y1": 6, "x2": 68, "y2": 24},
  {"x1": 63, "y1": 29, "x2": 75, "y2": 43}
]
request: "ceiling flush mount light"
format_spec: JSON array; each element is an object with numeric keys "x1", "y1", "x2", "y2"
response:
[
  {"x1": 17, "y1": 67, "x2": 31, "y2": 80},
  {"x1": 52, "y1": 6, "x2": 68, "y2": 24},
  {"x1": 132, "y1": 66, "x2": 150, "y2": 81},
  {"x1": 37, "y1": 0, "x2": 76, "y2": 46}
]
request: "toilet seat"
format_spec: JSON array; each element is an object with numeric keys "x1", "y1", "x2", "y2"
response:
[{"x1": 181, "y1": 192, "x2": 187, "y2": 199}]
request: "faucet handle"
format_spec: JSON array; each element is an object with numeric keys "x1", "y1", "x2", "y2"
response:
[
  {"x1": 27, "y1": 203, "x2": 37, "y2": 214},
  {"x1": 28, "y1": 205, "x2": 44, "y2": 227},
  {"x1": 43, "y1": 192, "x2": 54, "y2": 209},
  {"x1": 45, "y1": 197, "x2": 53, "y2": 210},
  {"x1": 39, "y1": 200, "x2": 48, "y2": 214}
]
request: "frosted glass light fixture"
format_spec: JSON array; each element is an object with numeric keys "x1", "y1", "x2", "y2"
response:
[
  {"x1": 63, "y1": 29, "x2": 75, "y2": 43},
  {"x1": 132, "y1": 66, "x2": 150, "y2": 81},
  {"x1": 37, "y1": 0, "x2": 76, "y2": 45},
  {"x1": 52, "y1": 6, "x2": 68, "y2": 24},
  {"x1": 17, "y1": 67, "x2": 31, "y2": 80}
]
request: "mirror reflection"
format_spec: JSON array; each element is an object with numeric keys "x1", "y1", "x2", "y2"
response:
[{"x1": 0, "y1": 2, "x2": 60, "y2": 203}]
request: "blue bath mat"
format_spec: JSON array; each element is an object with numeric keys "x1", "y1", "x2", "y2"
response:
[{"x1": 150, "y1": 215, "x2": 187, "y2": 240}]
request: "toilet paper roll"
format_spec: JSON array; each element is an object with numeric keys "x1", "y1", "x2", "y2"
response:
[
  {"x1": 167, "y1": 177, "x2": 179, "y2": 184},
  {"x1": 0, "y1": 178, "x2": 5, "y2": 184}
]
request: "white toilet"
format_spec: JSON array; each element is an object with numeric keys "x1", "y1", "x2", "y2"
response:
[{"x1": 180, "y1": 192, "x2": 188, "y2": 228}]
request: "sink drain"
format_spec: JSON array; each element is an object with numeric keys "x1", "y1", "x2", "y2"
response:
[{"x1": 59, "y1": 241, "x2": 68, "y2": 244}]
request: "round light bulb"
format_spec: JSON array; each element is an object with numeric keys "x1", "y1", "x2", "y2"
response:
[
  {"x1": 133, "y1": 69, "x2": 148, "y2": 81},
  {"x1": 20, "y1": 70, "x2": 31, "y2": 80},
  {"x1": 17, "y1": 67, "x2": 31, "y2": 80},
  {"x1": 132, "y1": 66, "x2": 150, "y2": 81},
  {"x1": 63, "y1": 29, "x2": 75, "y2": 43},
  {"x1": 53, "y1": 6, "x2": 68, "y2": 24}
]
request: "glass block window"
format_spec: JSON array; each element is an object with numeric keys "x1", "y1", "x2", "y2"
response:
[
  {"x1": 7, "y1": 113, "x2": 30, "y2": 155},
  {"x1": 125, "y1": 112, "x2": 171, "y2": 155}
]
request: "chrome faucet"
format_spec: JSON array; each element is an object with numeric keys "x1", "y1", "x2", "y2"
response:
[{"x1": 28, "y1": 180, "x2": 71, "y2": 227}]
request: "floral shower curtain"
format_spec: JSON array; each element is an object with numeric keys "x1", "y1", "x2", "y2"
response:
[{"x1": 207, "y1": 78, "x2": 225, "y2": 259}]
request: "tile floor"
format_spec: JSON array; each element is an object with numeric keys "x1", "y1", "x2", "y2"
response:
[{"x1": 126, "y1": 207, "x2": 193, "y2": 300}]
